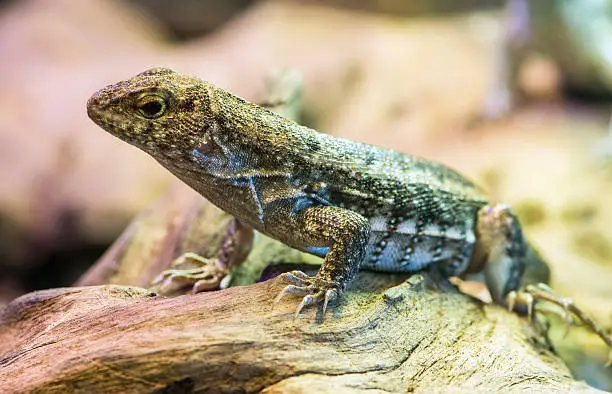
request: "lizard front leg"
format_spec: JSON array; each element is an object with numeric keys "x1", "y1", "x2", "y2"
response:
[{"x1": 275, "y1": 206, "x2": 370, "y2": 318}]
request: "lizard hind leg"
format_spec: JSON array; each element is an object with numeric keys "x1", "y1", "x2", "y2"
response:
[
  {"x1": 476, "y1": 203, "x2": 528, "y2": 305},
  {"x1": 477, "y1": 205, "x2": 612, "y2": 363}
]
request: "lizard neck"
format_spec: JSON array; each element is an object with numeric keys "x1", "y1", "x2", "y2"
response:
[{"x1": 211, "y1": 86, "x2": 306, "y2": 163}]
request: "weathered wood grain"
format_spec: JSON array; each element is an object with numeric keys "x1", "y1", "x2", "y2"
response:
[{"x1": 0, "y1": 271, "x2": 602, "y2": 393}]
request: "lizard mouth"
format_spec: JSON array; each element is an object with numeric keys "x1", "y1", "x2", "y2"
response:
[
  {"x1": 86, "y1": 96, "x2": 114, "y2": 135},
  {"x1": 86, "y1": 85, "x2": 134, "y2": 140},
  {"x1": 86, "y1": 86, "x2": 115, "y2": 124},
  {"x1": 86, "y1": 95, "x2": 102, "y2": 123}
]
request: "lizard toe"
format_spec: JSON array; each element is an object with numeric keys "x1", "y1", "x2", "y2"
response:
[
  {"x1": 509, "y1": 283, "x2": 612, "y2": 350},
  {"x1": 274, "y1": 272, "x2": 341, "y2": 317},
  {"x1": 283, "y1": 271, "x2": 309, "y2": 286},
  {"x1": 274, "y1": 284, "x2": 311, "y2": 305},
  {"x1": 295, "y1": 293, "x2": 322, "y2": 319},
  {"x1": 322, "y1": 288, "x2": 338, "y2": 315},
  {"x1": 288, "y1": 270, "x2": 311, "y2": 280}
]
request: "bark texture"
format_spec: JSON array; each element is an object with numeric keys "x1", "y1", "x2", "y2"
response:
[{"x1": 0, "y1": 271, "x2": 604, "y2": 393}]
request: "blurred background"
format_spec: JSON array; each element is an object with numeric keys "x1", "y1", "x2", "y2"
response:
[{"x1": 0, "y1": 0, "x2": 611, "y2": 389}]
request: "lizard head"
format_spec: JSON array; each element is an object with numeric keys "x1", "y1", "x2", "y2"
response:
[{"x1": 87, "y1": 68, "x2": 213, "y2": 158}]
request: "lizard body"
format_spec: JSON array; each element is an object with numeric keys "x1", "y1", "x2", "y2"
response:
[{"x1": 86, "y1": 68, "x2": 553, "y2": 314}]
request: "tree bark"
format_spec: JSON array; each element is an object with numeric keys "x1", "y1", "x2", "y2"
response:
[{"x1": 0, "y1": 270, "x2": 603, "y2": 393}]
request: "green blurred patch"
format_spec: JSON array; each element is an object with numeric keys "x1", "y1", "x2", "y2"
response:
[
  {"x1": 561, "y1": 203, "x2": 598, "y2": 224},
  {"x1": 571, "y1": 230, "x2": 612, "y2": 266},
  {"x1": 514, "y1": 199, "x2": 547, "y2": 227}
]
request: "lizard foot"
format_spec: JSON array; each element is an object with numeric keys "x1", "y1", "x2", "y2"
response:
[
  {"x1": 506, "y1": 283, "x2": 612, "y2": 365},
  {"x1": 274, "y1": 271, "x2": 339, "y2": 318},
  {"x1": 152, "y1": 252, "x2": 231, "y2": 295}
]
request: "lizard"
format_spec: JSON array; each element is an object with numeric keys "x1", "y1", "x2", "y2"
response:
[{"x1": 86, "y1": 68, "x2": 612, "y2": 351}]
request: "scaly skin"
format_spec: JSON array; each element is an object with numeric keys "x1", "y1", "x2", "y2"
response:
[{"x1": 86, "y1": 68, "x2": 606, "y2": 348}]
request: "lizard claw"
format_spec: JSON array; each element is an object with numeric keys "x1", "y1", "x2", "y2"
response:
[
  {"x1": 527, "y1": 284, "x2": 574, "y2": 338},
  {"x1": 283, "y1": 272, "x2": 309, "y2": 286},
  {"x1": 295, "y1": 293, "x2": 320, "y2": 319},
  {"x1": 507, "y1": 283, "x2": 612, "y2": 352},
  {"x1": 322, "y1": 288, "x2": 338, "y2": 315},
  {"x1": 506, "y1": 290, "x2": 517, "y2": 314},
  {"x1": 288, "y1": 270, "x2": 311, "y2": 280},
  {"x1": 274, "y1": 284, "x2": 309, "y2": 305},
  {"x1": 274, "y1": 270, "x2": 340, "y2": 318},
  {"x1": 505, "y1": 289, "x2": 534, "y2": 320},
  {"x1": 558, "y1": 297, "x2": 574, "y2": 339}
]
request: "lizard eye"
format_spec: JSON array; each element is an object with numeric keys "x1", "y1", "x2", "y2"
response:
[{"x1": 137, "y1": 95, "x2": 167, "y2": 119}]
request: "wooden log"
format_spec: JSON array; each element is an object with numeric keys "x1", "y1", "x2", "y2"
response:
[{"x1": 0, "y1": 271, "x2": 603, "y2": 393}]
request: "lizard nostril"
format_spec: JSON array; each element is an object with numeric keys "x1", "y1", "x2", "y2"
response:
[
  {"x1": 86, "y1": 97, "x2": 99, "y2": 116},
  {"x1": 87, "y1": 91, "x2": 103, "y2": 108}
]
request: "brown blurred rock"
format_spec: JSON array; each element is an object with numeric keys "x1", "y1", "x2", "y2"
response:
[
  {"x1": 127, "y1": 0, "x2": 256, "y2": 39},
  {"x1": 122, "y1": 0, "x2": 506, "y2": 41},
  {"x1": 0, "y1": 0, "x2": 174, "y2": 296},
  {"x1": 281, "y1": 0, "x2": 503, "y2": 16}
]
